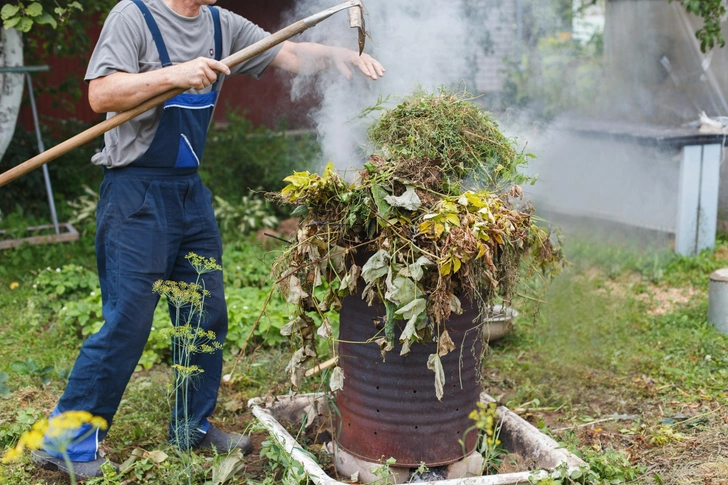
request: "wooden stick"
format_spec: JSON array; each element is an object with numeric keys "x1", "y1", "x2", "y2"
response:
[
  {"x1": 305, "y1": 356, "x2": 339, "y2": 377},
  {"x1": 0, "y1": 1, "x2": 362, "y2": 188}
]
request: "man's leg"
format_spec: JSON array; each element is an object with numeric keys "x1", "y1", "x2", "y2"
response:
[
  {"x1": 166, "y1": 176, "x2": 249, "y2": 453},
  {"x1": 44, "y1": 175, "x2": 168, "y2": 462}
]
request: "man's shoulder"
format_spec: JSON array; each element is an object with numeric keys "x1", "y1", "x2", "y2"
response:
[{"x1": 106, "y1": 0, "x2": 145, "y2": 21}]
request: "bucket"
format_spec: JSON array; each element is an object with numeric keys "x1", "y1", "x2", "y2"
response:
[{"x1": 708, "y1": 268, "x2": 728, "y2": 334}]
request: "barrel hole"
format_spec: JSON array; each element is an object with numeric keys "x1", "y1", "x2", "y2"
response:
[
  {"x1": 413, "y1": 389, "x2": 417, "y2": 393},
  {"x1": 374, "y1": 432, "x2": 377, "y2": 435},
  {"x1": 456, "y1": 408, "x2": 459, "y2": 412},
  {"x1": 348, "y1": 422, "x2": 351, "y2": 427},
  {"x1": 376, "y1": 386, "x2": 380, "y2": 390},
  {"x1": 376, "y1": 409, "x2": 380, "y2": 413},
  {"x1": 457, "y1": 430, "x2": 461, "y2": 435},
  {"x1": 414, "y1": 425, "x2": 419, "y2": 429}
]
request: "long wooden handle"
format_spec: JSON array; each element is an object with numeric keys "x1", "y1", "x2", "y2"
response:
[{"x1": 0, "y1": 19, "x2": 309, "y2": 188}]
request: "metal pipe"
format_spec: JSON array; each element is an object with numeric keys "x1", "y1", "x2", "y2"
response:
[{"x1": 25, "y1": 73, "x2": 60, "y2": 235}]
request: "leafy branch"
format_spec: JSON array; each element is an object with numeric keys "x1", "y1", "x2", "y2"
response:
[
  {"x1": 671, "y1": 0, "x2": 727, "y2": 52},
  {"x1": 1, "y1": 1, "x2": 82, "y2": 32}
]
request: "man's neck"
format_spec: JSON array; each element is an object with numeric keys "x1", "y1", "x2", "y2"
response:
[{"x1": 163, "y1": 0, "x2": 201, "y2": 18}]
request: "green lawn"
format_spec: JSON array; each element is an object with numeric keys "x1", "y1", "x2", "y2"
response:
[{"x1": 0, "y1": 231, "x2": 727, "y2": 484}]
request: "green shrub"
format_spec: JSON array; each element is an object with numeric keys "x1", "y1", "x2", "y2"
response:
[{"x1": 201, "y1": 109, "x2": 321, "y2": 204}]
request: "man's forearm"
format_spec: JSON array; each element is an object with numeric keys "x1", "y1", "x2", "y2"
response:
[
  {"x1": 271, "y1": 41, "x2": 384, "y2": 80},
  {"x1": 88, "y1": 70, "x2": 181, "y2": 113},
  {"x1": 89, "y1": 57, "x2": 231, "y2": 113}
]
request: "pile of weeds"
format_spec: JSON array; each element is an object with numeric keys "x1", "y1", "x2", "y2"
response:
[{"x1": 271, "y1": 89, "x2": 563, "y2": 395}]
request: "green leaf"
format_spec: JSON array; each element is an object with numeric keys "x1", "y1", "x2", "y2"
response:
[
  {"x1": 10, "y1": 361, "x2": 28, "y2": 374},
  {"x1": 0, "y1": 4, "x2": 20, "y2": 20},
  {"x1": 68, "y1": 1, "x2": 83, "y2": 11},
  {"x1": 34, "y1": 12, "x2": 56, "y2": 28},
  {"x1": 3, "y1": 16, "x2": 21, "y2": 29},
  {"x1": 371, "y1": 184, "x2": 392, "y2": 220},
  {"x1": 0, "y1": 383, "x2": 10, "y2": 398},
  {"x1": 16, "y1": 16, "x2": 33, "y2": 32},
  {"x1": 291, "y1": 205, "x2": 308, "y2": 217},
  {"x1": 0, "y1": 372, "x2": 7, "y2": 383},
  {"x1": 25, "y1": 3, "x2": 43, "y2": 17},
  {"x1": 361, "y1": 250, "x2": 390, "y2": 284}
]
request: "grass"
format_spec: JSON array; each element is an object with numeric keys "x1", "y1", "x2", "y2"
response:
[{"x1": 0, "y1": 230, "x2": 727, "y2": 483}]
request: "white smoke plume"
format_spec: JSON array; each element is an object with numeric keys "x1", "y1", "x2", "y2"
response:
[{"x1": 282, "y1": 0, "x2": 485, "y2": 172}]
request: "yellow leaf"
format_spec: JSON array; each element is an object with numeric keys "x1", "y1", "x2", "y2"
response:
[
  {"x1": 419, "y1": 221, "x2": 433, "y2": 234},
  {"x1": 476, "y1": 244, "x2": 486, "y2": 259},
  {"x1": 493, "y1": 233, "x2": 504, "y2": 245},
  {"x1": 453, "y1": 258, "x2": 461, "y2": 273},
  {"x1": 446, "y1": 213, "x2": 461, "y2": 226},
  {"x1": 440, "y1": 261, "x2": 452, "y2": 275},
  {"x1": 434, "y1": 223, "x2": 445, "y2": 238}
]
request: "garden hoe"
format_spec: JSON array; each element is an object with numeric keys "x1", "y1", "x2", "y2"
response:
[{"x1": 0, "y1": 1, "x2": 367, "y2": 188}]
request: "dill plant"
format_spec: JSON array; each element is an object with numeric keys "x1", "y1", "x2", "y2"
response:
[{"x1": 152, "y1": 253, "x2": 223, "y2": 483}]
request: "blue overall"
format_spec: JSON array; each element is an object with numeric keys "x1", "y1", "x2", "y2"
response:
[{"x1": 45, "y1": 1, "x2": 228, "y2": 461}]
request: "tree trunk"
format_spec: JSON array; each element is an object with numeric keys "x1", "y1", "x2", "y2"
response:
[{"x1": 0, "y1": 28, "x2": 24, "y2": 162}]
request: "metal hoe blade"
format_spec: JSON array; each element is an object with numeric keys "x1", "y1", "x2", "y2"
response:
[{"x1": 348, "y1": 2, "x2": 366, "y2": 55}]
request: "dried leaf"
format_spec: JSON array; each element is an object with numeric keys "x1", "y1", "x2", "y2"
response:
[
  {"x1": 211, "y1": 449, "x2": 245, "y2": 485},
  {"x1": 286, "y1": 346, "x2": 316, "y2": 388},
  {"x1": 384, "y1": 185, "x2": 421, "y2": 211},
  {"x1": 438, "y1": 329, "x2": 456, "y2": 357},
  {"x1": 317, "y1": 317, "x2": 333, "y2": 339},
  {"x1": 427, "y1": 353, "x2": 445, "y2": 401},
  {"x1": 330, "y1": 366, "x2": 345, "y2": 392},
  {"x1": 449, "y1": 294, "x2": 463, "y2": 315},
  {"x1": 375, "y1": 337, "x2": 393, "y2": 360},
  {"x1": 286, "y1": 276, "x2": 309, "y2": 305},
  {"x1": 146, "y1": 450, "x2": 168, "y2": 464}
]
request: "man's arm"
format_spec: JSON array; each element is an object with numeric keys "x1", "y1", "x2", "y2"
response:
[
  {"x1": 89, "y1": 42, "x2": 383, "y2": 114},
  {"x1": 88, "y1": 57, "x2": 231, "y2": 114},
  {"x1": 270, "y1": 41, "x2": 385, "y2": 80}
]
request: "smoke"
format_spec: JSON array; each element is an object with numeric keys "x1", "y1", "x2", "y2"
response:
[{"x1": 282, "y1": 0, "x2": 485, "y2": 171}]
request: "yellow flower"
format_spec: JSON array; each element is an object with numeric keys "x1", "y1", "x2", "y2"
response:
[
  {"x1": 2, "y1": 446, "x2": 22, "y2": 463},
  {"x1": 9, "y1": 282, "x2": 19, "y2": 290}
]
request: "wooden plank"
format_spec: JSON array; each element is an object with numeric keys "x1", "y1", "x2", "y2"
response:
[{"x1": 0, "y1": 223, "x2": 79, "y2": 250}]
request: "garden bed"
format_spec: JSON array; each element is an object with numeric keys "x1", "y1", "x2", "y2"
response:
[{"x1": 248, "y1": 392, "x2": 586, "y2": 484}]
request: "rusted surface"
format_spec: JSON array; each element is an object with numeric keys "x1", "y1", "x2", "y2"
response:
[{"x1": 336, "y1": 293, "x2": 483, "y2": 467}]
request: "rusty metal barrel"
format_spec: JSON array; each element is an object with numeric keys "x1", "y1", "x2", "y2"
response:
[{"x1": 335, "y1": 292, "x2": 483, "y2": 467}]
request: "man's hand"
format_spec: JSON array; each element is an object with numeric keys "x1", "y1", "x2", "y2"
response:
[
  {"x1": 332, "y1": 50, "x2": 385, "y2": 81},
  {"x1": 170, "y1": 57, "x2": 231, "y2": 90},
  {"x1": 89, "y1": 58, "x2": 231, "y2": 113},
  {"x1": 272, "y1": 41, "x2": 385, "y2": 80}
]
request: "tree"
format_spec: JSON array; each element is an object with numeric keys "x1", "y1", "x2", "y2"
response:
[
  {"x1": 672, "y1": 0, "x2": 727, "y2": 52},
  {"x1": 0, "y1": 1, "x2": 115, "y2": 161}
]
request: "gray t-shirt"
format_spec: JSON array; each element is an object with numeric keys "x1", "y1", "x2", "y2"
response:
[{"x1": 86, "y1": 0, "x2": 282, "y2": 168}]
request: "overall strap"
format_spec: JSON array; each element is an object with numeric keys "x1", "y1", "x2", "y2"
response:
[
  {"x1": 131, "y1": 0, "x2": 173, "y2": 68},
  {"x1": 209, "y1": 6, "x2": 222, "y2": 90},
  {"x1": 210, "y1": 7, "x2": 222, "y2": 62}
]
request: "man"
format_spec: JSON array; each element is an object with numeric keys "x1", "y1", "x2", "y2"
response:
[{"x1": 33, "y1": 0, "x2": 384, "y2": 478}]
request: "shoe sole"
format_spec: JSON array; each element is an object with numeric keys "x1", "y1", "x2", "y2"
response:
[{"x1": 31, "y1": 450, "x2": 116, "y2": 480}]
